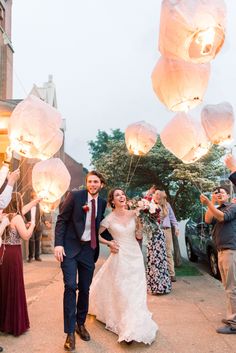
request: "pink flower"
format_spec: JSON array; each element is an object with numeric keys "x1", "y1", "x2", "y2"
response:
[{"x1": 82, "y1": 204, "x2": 90, "y2": 212}]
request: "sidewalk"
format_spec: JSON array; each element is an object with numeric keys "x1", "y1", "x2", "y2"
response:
[{"x1": 1, "y1": 251, "x2": 236, "y2": 353}]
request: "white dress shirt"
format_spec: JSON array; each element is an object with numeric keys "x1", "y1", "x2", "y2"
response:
[
  {"x1": 0, "y1": 165, "x2": 9, "y2": 189},
  {"x1": 81, "y1": 193, "x2": 98, "y2": 241},
  {"x1": 0, "y1": 185, "x2": 13, "y2": 210}
]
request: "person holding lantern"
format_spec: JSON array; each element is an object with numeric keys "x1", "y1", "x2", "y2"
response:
[
  {"x1": 0, "y1": 165, "x2": 20, "y2": 352},
  {"x1": 200, "y1": 186, "x2": 236, "y2": 334},
  {"x1": 54, "y1": 171, "x2": 116, "y2": 352},
  {"x1": 0, "y1": 192, "x2": 40, "y2": 336}
]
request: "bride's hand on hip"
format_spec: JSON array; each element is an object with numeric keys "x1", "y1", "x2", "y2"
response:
[{"x1": 109, "y1": 240, "x2": 119, "y2": 254}]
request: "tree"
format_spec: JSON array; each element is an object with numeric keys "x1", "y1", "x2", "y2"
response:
[{"x1": 89, "y1": 129, "x2": 226, "y2": 219}]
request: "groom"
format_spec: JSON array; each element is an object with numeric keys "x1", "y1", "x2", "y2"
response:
[{"x1": 54, "y1": 171, "x2": 115, "y2": 351}]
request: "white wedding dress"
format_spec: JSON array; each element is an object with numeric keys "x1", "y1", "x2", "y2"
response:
[{"x1": 89, "y1": 212, "x2": 158, "y2": 344}]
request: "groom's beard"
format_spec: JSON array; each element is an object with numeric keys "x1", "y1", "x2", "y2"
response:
[{"x1": 88, "y1": 188, "x2": 101, "y2": 197}]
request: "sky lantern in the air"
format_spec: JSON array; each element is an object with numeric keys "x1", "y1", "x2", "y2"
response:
[
  {"x1": 125, "y1": 121, "x2": 157, "y2": 155},
  {"x1": 8, "y1": 95, "x2": 63, "y2": 160},
  {"x1": 201, "y1": 102, "x2": 234, "y2": 146},
  {"x1": 152, "y1": 56, "x2": 210, "y2": 112},
  {"x1": 160, "y1": 112, "x2": 211, "y2": 164},
  {"x1": 32, "y1": 158, "x2": 71, "y2": 203},
  {"x1": 159, "y1": 0, "x2": 226, "y2": 64}
]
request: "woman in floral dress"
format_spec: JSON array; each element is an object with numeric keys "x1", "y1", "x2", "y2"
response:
[{"x1": 144, "y1": 202, "x2": 171, "y2": 294}]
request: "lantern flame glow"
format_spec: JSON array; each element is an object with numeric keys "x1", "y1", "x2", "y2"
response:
[{"x1": 125, "y1": 121, "x2": 157, "y2": 156}]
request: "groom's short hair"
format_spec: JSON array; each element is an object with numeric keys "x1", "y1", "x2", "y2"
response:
[{"x1": 86, "y1": 170, "x2": 106, "y2": 185}]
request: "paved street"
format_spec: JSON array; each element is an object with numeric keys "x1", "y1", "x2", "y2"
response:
[{"x1": 1, "y1": 248, "x2": 236, "y2": 353}]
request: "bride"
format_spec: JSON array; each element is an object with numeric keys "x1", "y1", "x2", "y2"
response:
[{"x1": 89, "y1": 188, "x2": 158, "y2": 344}]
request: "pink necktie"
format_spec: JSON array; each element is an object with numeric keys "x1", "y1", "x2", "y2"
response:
[{"x1": 90, "y1": 199, "x2": 96, "y2": 249}]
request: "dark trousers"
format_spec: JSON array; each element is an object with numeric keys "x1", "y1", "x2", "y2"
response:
[
  {"x1": 61, "y1": 243, "x2": 95, "y2": 334},
  {"x1": 29, "y1": 230, "x2": 42, "y2": 259}
]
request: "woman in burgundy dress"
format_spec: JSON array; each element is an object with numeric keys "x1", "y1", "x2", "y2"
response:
[{"x1": 0, "y1": 192, "x2": 36, "y2": 336}]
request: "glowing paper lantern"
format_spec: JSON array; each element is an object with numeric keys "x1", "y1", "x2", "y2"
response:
[
  {"x1": 160, "y1": 113, "x2": 211, "y2": 164},
  {"x1": 32, "y1": 158, "x2": 71, "y2": 203},
  {"x1": 159, "y1": 0, "x2": 226, "y2": 64},
  {"x1": 125, "y1": 121, "x2": 157, "y2": 155},
  {"x1": 8, "y1": 95, "x2": 63, "y2": 159},
  {"x1": 40, "y1": 198, "x2": 61, "y2": 213},
  {"x1": 152, "y1": 56, "x2": 210, "y2": 112},
  {"x1": 201, "y1": 102, "x2": 234, "y2": 146}
]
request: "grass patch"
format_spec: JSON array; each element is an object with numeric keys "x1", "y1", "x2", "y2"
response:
[{"x1": 175, "y1": 259, "x2": 202, "y2": 276}]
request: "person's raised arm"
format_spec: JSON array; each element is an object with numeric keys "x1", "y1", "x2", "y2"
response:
[
  {"x1": 12, "y1": 214, "x2": 35, "y2": 241},
  {"x1": 200, "y1": 194, "x2": 224, "y2": 223},
  {"x1": 0, "y1": 169, "x2": 20, "y2": 210}
]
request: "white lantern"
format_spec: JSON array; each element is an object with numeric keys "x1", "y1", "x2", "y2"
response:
[
  {"x1": 8, "y1": 95, "x2": 63, "y2": 159},
  {"x1": 160, "y1": 113, "x2": 211, "y2": 164},
  {"x1": 125, "y1": 121, "x2": 157, "y2": 155},
  {"x1": 32, "y1": 158, "x2": 71, "y2": 203},
  {"x1": 201, "y1": 102, "x2": 234, "y2": 146},
  {"x1": 159, "y1": 0, "x2": 226, "y2": 64},
  {"x1": 40, "y1": 198, "x2": 61, "y2": 213},
  {"x1": 152, "y1": 56, "x2": 210, "y2": 112}
]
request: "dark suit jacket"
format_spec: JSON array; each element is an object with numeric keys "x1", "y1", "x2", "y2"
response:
[
  {"x1": 229, "y1": 172, "x2": 236, "y2": 186},
  {"x1": 54, "y1": 189, "x2": 107, "y2": 262},
  {"x1": 25, "y1": 204, "x2": 42, "y2": 232}
]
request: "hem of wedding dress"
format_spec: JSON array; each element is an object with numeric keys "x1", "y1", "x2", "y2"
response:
[
  {"x1": 89, "y1": 313, "x2": 158, "y2": 345},
  {"x1": 106, "y1": 324, "x2": 158, "y2": 345}
]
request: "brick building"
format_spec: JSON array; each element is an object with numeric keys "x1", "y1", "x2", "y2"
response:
[{"x1": 0, "y1": 0, "x2": 13, "y2": 100}]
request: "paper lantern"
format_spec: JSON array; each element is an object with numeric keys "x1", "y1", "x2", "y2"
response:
[
  {"x1": 8, "y1": 95, "x2": 63, "y2": 159},
  {"x1": 159, "y1": 0, "x2": 226, "y2": 64},
  {"x1": 40, "y1": 198, "x2": 61, "y2": 213},
  {"x1": 201, "y1": 102, "x2": 234, "y2": 146},
  {"x1": 152, "y1": 56, "x2": 210, "y2": 112},
  {"x1": 32, "y1": 158, "x2": 71, "y2": 203},
  {"x1": 160, "y1": 113, "x2": 211, "y2": 164},
  {"x1": 125, "y1": 121, "x2": 157, "y2": 155}
]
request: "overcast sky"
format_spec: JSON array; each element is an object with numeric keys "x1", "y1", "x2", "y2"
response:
[{"x1": 12, "y1": 0, "x2": 236, "y2": 169}]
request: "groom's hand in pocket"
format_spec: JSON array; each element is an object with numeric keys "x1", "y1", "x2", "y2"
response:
[{"x1": 109, "y1": 240, "x2": 119, "y2": 254}]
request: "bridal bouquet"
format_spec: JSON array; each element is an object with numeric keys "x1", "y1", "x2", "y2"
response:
[{"x1": 127, "y1": 196, "x2": 162, "y2": 240}]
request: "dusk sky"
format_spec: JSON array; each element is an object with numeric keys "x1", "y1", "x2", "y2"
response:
[{"x1": 12, "y1": 0, "x2": 236, "y2": 168}]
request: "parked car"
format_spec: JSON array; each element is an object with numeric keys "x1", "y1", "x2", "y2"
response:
[{"x1": 185, "y1": 217, "x2": 221, "y2": 279}]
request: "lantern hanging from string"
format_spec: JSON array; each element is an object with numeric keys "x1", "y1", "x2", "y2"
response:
[
  {"x1": 32, "y1": 158, "x2": 71, "y2": 203},
  {"x1": 8, "y1": 95, "x2": 63, "y2": 159},
  {"x1": 201, "y1": 102, "x2": 234, "y2": 146},
  {"x1": 125, "y1": 121, "x2": 157, "y2": 155},
  {"x1": 160, "y1": 112, "x2": 211, "y2": 164},
  {"x1": 152, "y1": 56, "x2": 210, "y2": 112},
  {"x1": 40, "y1": 198, "x2": 61, "y2": 213},
  {"x1": 159, "y1": 0, "x2": 226, "y2": 64}
]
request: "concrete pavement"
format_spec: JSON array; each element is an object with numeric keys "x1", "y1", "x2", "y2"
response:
[{"x1": 1, "y1": 249, "x2": 236, "y2": 353}]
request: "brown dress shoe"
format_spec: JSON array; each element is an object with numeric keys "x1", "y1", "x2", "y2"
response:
[
  {"x1": 64, "y1": 333, "x2": 75, "y2": 351},
  {"x1": 75, "y1": 324, "x2": 90, "y2": 341}
]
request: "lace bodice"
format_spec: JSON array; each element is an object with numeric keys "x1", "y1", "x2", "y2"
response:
[
  {"x1": 101, "y1": 212, "x2": 136, "y2": 245},
  {"x1": 2, "y1": 227, "x2": 21, "y2": 245}
]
